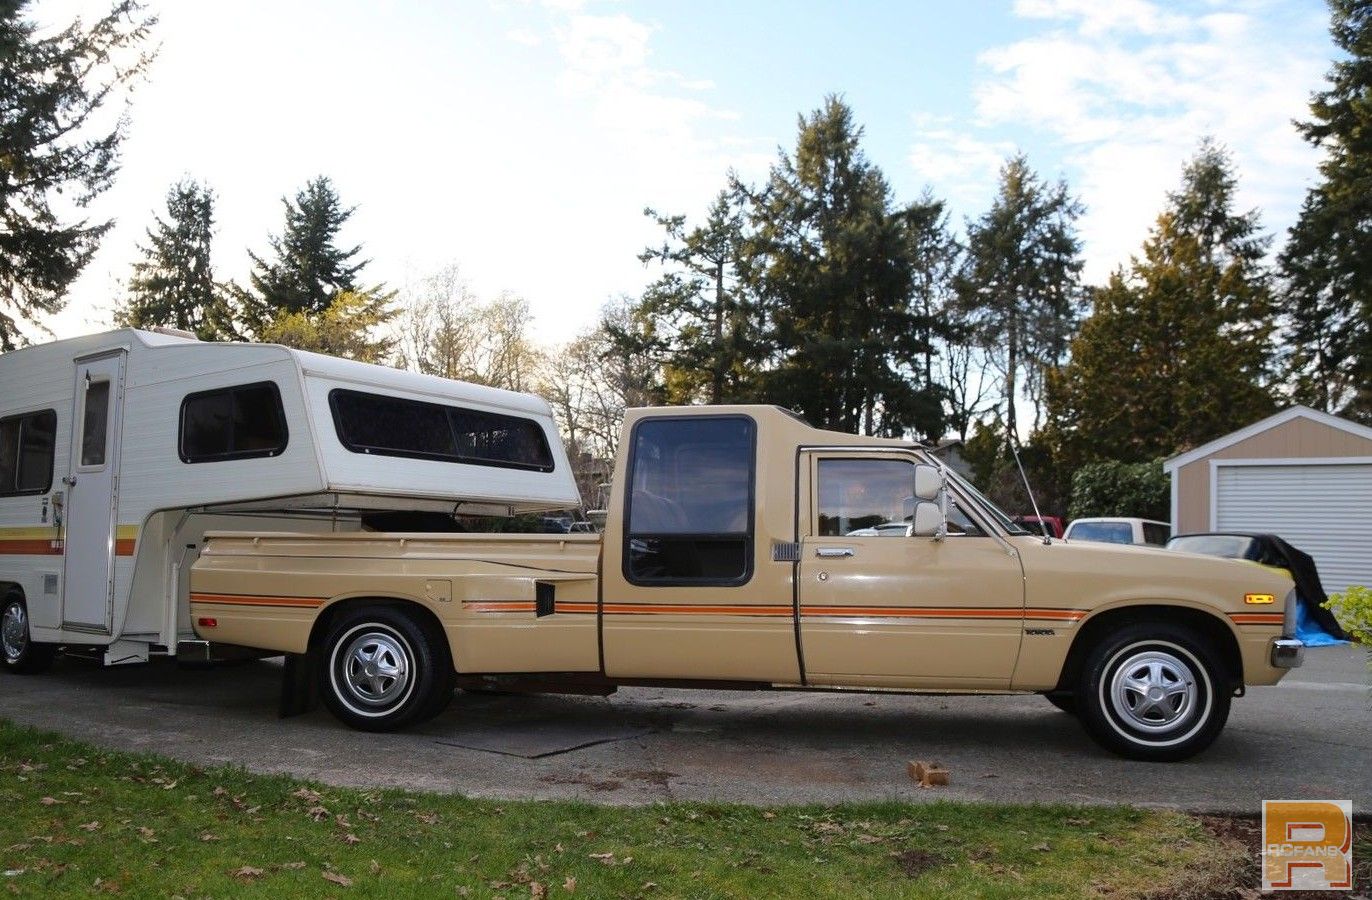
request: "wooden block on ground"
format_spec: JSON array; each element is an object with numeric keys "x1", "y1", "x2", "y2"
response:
[{"x1": 907, "y1": 760, "x2": 950, "y2": 787}]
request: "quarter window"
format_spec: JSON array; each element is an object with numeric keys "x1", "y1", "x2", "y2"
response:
[
  {"x1": 624, "y1": 416, "x2": 754, "y2": 584},
  {"x1": 180, "y1": 382, "x2": 288, "y2": 463},
  {"x1": 80, "y1": 379, "x2": 110, "y2": 466},
  {"x1": 328, "y1": 389, "x2": 554, "y2": 472},
  {"x1": 0, "y1": 410, "x2": 57, "y2": 496}
]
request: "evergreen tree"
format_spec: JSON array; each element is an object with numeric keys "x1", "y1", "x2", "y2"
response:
[
  {"x1": 0, "y1": 0, "x2": 155, "y2": 350},
  {"x1": 633, "y1": 191, "x2": 757, "y2": 404},
  {"x1": 738, "y1": 96, "x2": 946, "y2": 439},
  {"x1": 958, "y1": 155, "x2": 1084, "y2": 437},
  {"x1": 115, "y1": 178, "x2": 229, "y2": 339},
  {"x1": 234, "y1": 176, "x2": 368, "y2": 333},
  {"x1": 1047, "y1": 144, "x2": 1275, "y2": 468},
  {"x1": 258, "y1": 290, "x2": 395, "y2": 363},
  {"x1": 1280, "y1": 0, "x2": 1372, "y2": 420}
]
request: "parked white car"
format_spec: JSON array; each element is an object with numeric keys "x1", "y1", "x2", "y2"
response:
[{"x1": 1064, "y1": 517, "x2": 1171, "y2": 546}]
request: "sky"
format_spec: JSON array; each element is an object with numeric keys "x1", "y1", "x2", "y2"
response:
[{"x1": 33, "y1": 0, "x2": 1337, "y2": 347}]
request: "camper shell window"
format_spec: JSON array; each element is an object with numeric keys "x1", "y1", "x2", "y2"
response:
[
  {"x1": 623, "y1": 415, "x2": 756, "y2": 586},
  {"x1": 328, "y1": 389, "x2": 555, "y2": 472},
  {"x1": 0, "y1": 409, "x2": 56, "y2": 496},
  {"x1": 179, "y1": 382, "x2": 288, "y2": 463}
]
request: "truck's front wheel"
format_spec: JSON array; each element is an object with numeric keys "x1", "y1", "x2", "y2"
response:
[
  {"x1": 319, "y1": 605, "x2": 454, "y2": 732},
  {"x1": 1076, "y1": 623, "x2": 1230, "y2": 762}
]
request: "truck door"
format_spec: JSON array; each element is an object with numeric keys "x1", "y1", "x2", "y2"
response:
[
  {"x1": 600, "y1": 413, "x2": 801, "y2": 683},
  {"x1": 797, "y1": 451, "x2": 1025, "y2": 689},
  {"x1": 61, "y1": 352, "x2": 126, "y2": 633}
]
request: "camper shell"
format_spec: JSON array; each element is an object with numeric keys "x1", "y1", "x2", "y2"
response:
[{"x1": 0, "y1": 329, "x2": 578, "y2": 664}]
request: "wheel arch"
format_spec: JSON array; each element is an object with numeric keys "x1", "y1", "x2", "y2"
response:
[
  {"x1": 1054, "y1": 604, "x2": 1243, "y2": 694},
  {"x1": 307, "y1": 595, "x2": 452, "y2": 667}
]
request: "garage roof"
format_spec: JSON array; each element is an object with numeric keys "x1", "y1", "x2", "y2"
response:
[{"x1": 1163, "y1": 405, "x2": 1372, "y2": 473}]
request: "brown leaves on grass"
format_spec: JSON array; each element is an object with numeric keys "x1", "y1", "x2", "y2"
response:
[
  {"x1": 231, "y1": 866, "x2": 264, "y2": 880},
  {"x1": 322, "y1": 870, "x2": 353, "y2": 887}
]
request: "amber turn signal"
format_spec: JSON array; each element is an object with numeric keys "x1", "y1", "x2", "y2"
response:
[{"x1": 1244, "y1": 593, "x2": 1275, "y2": 605}]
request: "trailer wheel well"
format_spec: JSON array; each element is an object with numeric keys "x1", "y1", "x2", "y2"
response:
[
  {"x1": 307, "y1": 597, "x2": 451, "y2": 666},
  {"x1": 0, "y1": 583, "x2": 20, "y2": 602},
  {"x1": 1054, "y1": 605, "x2": 1243, "y2": 694}
]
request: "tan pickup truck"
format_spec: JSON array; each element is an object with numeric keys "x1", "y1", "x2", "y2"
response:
[{"x1": 190, "y1": 405, "x2": 1304, "y2": 761}]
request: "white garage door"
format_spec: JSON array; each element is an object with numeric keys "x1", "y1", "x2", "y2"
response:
[{"x1": 1214, "y1": 462, "x2": 1372, "y2": 595}]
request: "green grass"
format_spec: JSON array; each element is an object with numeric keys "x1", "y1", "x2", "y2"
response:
[{"x1": 0, "y1": 719, "x2": 1242, "y2": 898}]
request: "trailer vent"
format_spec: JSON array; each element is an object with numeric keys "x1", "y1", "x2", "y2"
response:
[
  {"x1": 43, "y1": 574, "x2": 58, "y2": 595},
  {"x1": 771, "y1": 541, "x2": 802, "y2": 563}
]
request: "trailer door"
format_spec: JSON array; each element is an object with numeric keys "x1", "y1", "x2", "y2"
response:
[{"x1": 61, "y1": 351, "x2": 126, "y2": 633}]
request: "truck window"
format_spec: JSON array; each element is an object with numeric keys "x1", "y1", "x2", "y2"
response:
[
  {"x1": 624, "y1": 416, "x2": 754, "y2": 585},
  {"x1": 0, "y1": 409, "x2": 56, "y2": 496},
  {"x1": 1142, "y1": 522, "x2": 1171, "y2": 546},
  {"x1": 329, "y1": 389, "x2": 553, "y2": 472},
  {"x1": 1068, "y1": 521, "x2": 1133, "y2": 544},
  {"x1": 817, "y1": 457, "x2": 984, "y2": 537},
  {"x1": 180, "y1": 382, "x2": 288, "y2": 463}
]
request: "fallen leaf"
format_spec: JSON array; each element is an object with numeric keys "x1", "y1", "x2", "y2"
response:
[
  {"x1": 762, "y1": 811, "x2": 776, "y2": 820},
  {"x1": 415, "y1": 812, "x2": 439, "y2": 825},
  {"x1": 281, "y1": 862, "x2": 306, "y2": 870},
  {"x1": 231, "y1": 866, "x2": 264, "y2": 880},
  {"x1": 212, "y1": 787, "x2": 228, "y2": 797},
  {"x1": 77, "y1": 822, "x2": 100, "y2": 832},
  {"x1": 321, "y1": 871, "x2": 352, "y2": 887},
  {"x1": 562, "y1": 876, "x2": 576, "y2": 893},
  {"x1": 38, "y1": 797, "x2": 61, "y2": 806},
  {"x1": 307, "y1": 806, "x2": 329, "y2": 822},
  {"x1": 640, "y1": 883, "x2": 658, "y2": 892},
  {"x1": 198, "y1": 833, "x2": 220, "y2": 843},
  {"x1": 292, "y1": 788, "x2": 322, "y2": 803},
  {"x1": 1032, "y1": 842, "x2": 1051, "y2": 852},
  {"x1": 162, "y1": 780, "x2": 178, "y2": 790},
  {"x1": 531, "y1": 882, "x2": 546, "y2": 899},
  {"x1": 341, "y1": 834, "x2": 361, "y2": 845},
  {"x1": 368, "y1": 860, "x2": 381, "y2": 875},
  {"x1": 588, "y1": 852, "x2": 614, "y2": 865}
]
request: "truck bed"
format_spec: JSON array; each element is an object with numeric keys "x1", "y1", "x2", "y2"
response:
[{"x1": 190, "y1": 531, "x2": 603, "y2": 673}]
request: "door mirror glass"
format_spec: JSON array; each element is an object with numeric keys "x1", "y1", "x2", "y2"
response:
[
  {"x1": 912, "y1": 501, "x2": 943, "y2": 537},
  {"x1": 913, "y1": 463, "x2": 942, "y2": 502}
]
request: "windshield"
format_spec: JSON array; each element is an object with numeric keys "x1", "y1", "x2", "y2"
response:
[
  {"x1": 942, "y1": 467, "x2": 1029, "y2": 535},
  {"x1": 1167, "y1": 534, "x2": 1258, "y2": 559}
]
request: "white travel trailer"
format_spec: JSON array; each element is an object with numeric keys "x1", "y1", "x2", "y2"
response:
[{"x1": 0, "y1": 328, "x2": 579, "y2": 670}]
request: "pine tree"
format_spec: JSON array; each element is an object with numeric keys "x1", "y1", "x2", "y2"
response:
[
  {"x1": 1280, "y1": 0, "x2": 1372, "y2": 420},
  {"x1": 0, "y1": 0, "x2": 155, "y2": 349},
  {"x1": 115, "y1": 179, "x2": 229, "y2": 339},
  {"x1": 633, "y1": 190, "x2": 756, "y2": 404},
  {"x1": 958, "y1": 155, "x2": 1084, "y2": 437},
  {"x1": 739, "y1": 96, "x2": 946, "y2": 439},
  {"x1": 1047, "y1": 144, "x2": 1275, "y2": 468},
  {"x1": 234, "y1": 176, "x2": 368, "y2": 334}
]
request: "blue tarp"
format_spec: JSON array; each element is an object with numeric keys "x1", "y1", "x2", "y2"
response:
[{"x1": 1295, "y1": 598, "x2": 1349, "y2": 647}]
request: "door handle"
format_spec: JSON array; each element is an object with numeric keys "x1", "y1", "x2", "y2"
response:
[
  {"x1": 815, "y1": 547, "x2": 855, "y2": 558},
  {"x1": 62, "y1": 475, "x2": 77, "y2": 487}
]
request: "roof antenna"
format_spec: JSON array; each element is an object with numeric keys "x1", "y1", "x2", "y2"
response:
[{"x1": 1007, "y1": 428, "x2": 1051, "y2": 545}]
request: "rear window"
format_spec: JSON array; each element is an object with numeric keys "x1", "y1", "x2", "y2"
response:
[
  {"x1": 329, "y1": 389, "x2": 554, "y2": 472},
  {"x1": 1142, "y1": 522, "x2": 1171, "y2": 546},
  {"x1": 624, "y1": 415, "x2": 755, "y2": 585},
  {"x1": 0, "y1": 409, "x2": 56, "y2": 496},
  {"x1": 1068, "y1": 521, "x2": 1134, "y2": 544},
  {"x1": 180, "y1": 382, "x2": 288, "y2": 463}
]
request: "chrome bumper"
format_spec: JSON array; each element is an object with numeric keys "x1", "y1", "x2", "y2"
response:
[{"x1": 1271, "y1": 638, "x2": 1305, "y2": 669}]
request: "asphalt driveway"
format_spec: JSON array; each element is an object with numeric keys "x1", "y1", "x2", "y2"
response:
[{"x1": 2, "y1": 644, "x2": 1366, "y2": 812}]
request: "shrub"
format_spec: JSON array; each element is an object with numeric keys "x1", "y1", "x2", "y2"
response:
[
  {"x1": 1068, "y1": 458, "x2": 1169, "y2": 522},
  {"x1": 1324, "y1": 585, "x2": 1372, "y2": 645}
]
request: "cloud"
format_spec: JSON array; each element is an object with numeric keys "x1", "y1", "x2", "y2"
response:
[{"x1": 917, "y1": 0, "x2": 1330, "y2": 283}]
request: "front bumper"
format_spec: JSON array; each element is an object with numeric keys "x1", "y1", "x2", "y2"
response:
[{"x1": 1271, "y1": 638, "x2": 1304, "y2": 669}]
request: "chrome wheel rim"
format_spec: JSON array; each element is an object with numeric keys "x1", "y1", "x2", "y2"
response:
[
  {"x1": 2, "y1": 601, "x2": 28, "y2": 663},
  {"x1": 1109, "y1": 649, "x2": 1197, "y2": 733},
  {"x1": 338, "y1": 630, "x2": 412, "y2": 709}
]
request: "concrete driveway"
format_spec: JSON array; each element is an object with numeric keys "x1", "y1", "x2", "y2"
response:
[{"x1": 2, "y1": 644, "x2": 1366, "y2": 812}]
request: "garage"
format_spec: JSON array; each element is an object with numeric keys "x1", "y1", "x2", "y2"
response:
[{"x1": 1164, "y1": 405, "x2": 1372, "y2": 595}]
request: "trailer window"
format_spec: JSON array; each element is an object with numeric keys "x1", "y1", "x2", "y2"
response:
[
  {"x1": 179, "y1": 382, "x2": 288, "y2": 463},
  {"x1": 0, "y1": 409, "x2": 56, "y2": 496},
  {"x1": 623, "y1": 415, "x2": 755, "y2": 585},
  {"x1": 328, "y1": 389, "x2": 554, "y2": 472}
]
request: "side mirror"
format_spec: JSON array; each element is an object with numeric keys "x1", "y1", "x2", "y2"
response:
[
  {"x1": 911, "y1": 501, "x2": 943, "y2": 537},
  {"x1": 913, "y1": 464, "x2": 943, "y2": 502}
]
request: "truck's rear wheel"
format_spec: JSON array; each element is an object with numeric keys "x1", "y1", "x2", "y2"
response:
[
  {"x1": 1076, "y1": 623, "x2": 1229, "y2": 762},
  {"x1": 318, "y1": 605, "x2": 454, "y2": 732},
  {"x1": 2, "y1": 595, "x2": 55, "y2": 675}
]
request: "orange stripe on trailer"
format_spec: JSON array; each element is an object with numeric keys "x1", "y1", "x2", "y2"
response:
[
  {"x1": 0, "y1": 539, "x2": 63, "y2": 555},
  {"x1": 190, "y1": 592, "x2": 325, "y2": 609}
]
